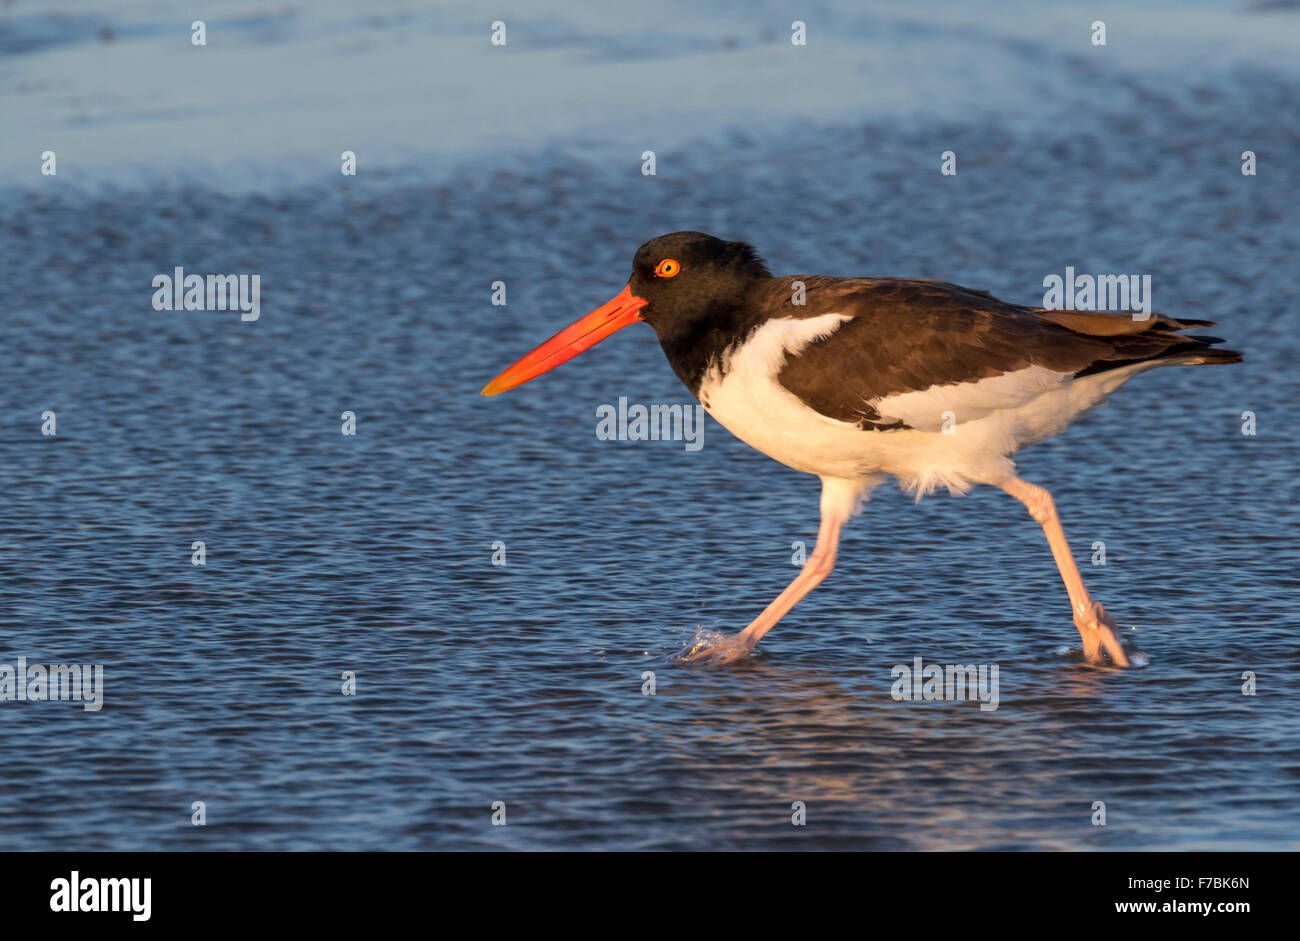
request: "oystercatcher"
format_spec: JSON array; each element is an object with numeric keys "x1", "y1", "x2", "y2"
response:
[{"x1": 482, "y1": 232, "x2": 1241, "y2": 666}]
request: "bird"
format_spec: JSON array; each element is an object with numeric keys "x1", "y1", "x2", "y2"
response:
[{"x1": 481, "y1": 232, "x2": 1241, "y2": 667}]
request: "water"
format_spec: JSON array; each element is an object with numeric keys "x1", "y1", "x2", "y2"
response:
[{"x1": 0, "y1": 0, "x2": 1298, "y2": 850}]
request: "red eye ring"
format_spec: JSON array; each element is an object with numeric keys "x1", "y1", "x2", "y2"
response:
[{"x1": 654, "y1": 258, "x2": 681, "y2": 278}]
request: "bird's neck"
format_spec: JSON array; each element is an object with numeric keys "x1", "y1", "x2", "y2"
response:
[{"x1": 656, "y1": 291, "x2": 768, "y2": 398}]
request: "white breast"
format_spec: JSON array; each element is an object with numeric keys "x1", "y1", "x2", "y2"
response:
[{"x1": 697, "y1": 314, "x2": 867, "y2": 478}]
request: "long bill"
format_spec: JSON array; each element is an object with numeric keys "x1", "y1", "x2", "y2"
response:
[{"x1": 481, "y1": 285, "x2": 648, "y2": 396}]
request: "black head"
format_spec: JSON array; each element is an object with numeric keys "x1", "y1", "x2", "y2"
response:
[
  {"x1": 628, "y1": 232, "x2": 771, "y2": 342},
  {"x1": 481, "y1": 231, "x2": 771, "y2": 399}
]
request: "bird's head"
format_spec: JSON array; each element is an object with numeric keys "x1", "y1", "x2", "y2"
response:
[
  {"x1": 628, "y1": 232, "x2": 771, "y2": 339},
  {"x1": 481, "y1": 231, "x2": 769, "y2": 396}
]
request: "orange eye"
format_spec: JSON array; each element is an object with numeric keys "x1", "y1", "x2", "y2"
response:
[{"x1": 654, "y1": 258, "x2": 681, "y2": 278}]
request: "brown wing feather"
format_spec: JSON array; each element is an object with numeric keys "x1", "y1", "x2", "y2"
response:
[{"x1": 767, "y1": 277, "x2": 1237, "y2": 427}]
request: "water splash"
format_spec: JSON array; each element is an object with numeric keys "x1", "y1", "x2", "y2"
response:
[{"x1": 672, "y1": 627, "x2": 733, "y2": 663}]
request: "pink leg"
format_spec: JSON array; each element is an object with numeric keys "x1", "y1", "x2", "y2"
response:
[
  {"x1": 681, "y1": 482, "x2": 850, "y2": 665},
  {"x1": 999, "y1": 477, "x2": 1131, "y2": 666}
]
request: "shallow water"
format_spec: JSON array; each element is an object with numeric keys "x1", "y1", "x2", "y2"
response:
[{"x1": 1, "y1": 1, "x2": 1298, "y2": 850}]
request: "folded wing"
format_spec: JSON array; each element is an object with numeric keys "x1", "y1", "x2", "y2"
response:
[{"x1": 772, "y1": 277, "x2": 1237, "y2": 432}]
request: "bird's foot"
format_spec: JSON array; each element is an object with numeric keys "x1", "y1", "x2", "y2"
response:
[
  {"x1": 1073, "y1": 600, "x2": 1135, "y2": 667},
  {"x1": 674, "y1": 629, "x2": 758, "y2": 666}
]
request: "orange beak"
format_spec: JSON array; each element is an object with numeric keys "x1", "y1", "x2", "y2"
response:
[{"x1": 481, "y1": 285, "x2": 648, "y2": 396}]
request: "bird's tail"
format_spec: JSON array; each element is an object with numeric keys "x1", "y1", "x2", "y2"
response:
[
  {"x1": 1159, "y1": 343, "x2": 1243, "y2": 367},
  {"x1": 1039, "y1": 309, "x2": 1243, "y2": 377}
]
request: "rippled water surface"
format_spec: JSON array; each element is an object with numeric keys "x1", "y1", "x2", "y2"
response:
[{"x1": 1, "y1": 1, "x2": 1298, "y2": 850}]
